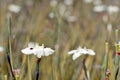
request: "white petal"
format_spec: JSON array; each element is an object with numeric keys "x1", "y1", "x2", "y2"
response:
[
  {"x1": 33, "y1": 46, "x2": 44, "y2": 55},
  {"x1": 34, "y1": 48, "x2": 44, "y2": 58},
  {"x1": 68, "y1": 50, "x2": 77, "y2": 54},
  {"x1": 35, "y1": 47, "x2": 54, "y2": 57},
  {"x1": 0, "y1": 46, "x2": 4, "y2": 52},
  {"x1": 44, "y1": 48, "x2": 54, "y2": 56},
  {"x1": 78, "y1": 48, "x2": 88, "y2": 54},
  {"x1": 33, "y1": 49, "x2": 41, "y2": 55},
  {"x1": 87, "y1": 49, "x2": 95, "y2": 55},
  {"x1": 84, "y1": 0, "x2": 93, "y2": 3},
  {"x1": 21, "y1": 48, "x2": 34, "y2": 54},
  {"x1": 78, "y1": 46, "x2": 88, "y2": 53},
  {"x1": 72, "y1": 52, "x2": 82, "y2": 60},
  {"x1": 36, "y1": 53, "x2": 42, "y2": 58}
]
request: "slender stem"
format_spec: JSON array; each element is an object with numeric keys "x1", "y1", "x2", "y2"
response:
[
  {"x1": 115, "y1": 29, "x2": 119, "y2": 43},
  {"x1": 114, "y1": 44, "x2": 119, "y2": 80},
  {"x1": 114, "y1": 43, "x2": 119, "y2": 80},
  {"x1": 36, "y1": 58, "x2": 41, "y2": 80},
  {"x1": 115, "y1": 63, "x2": 119, "y2": 80},
  {"x1": 4, "y1": 75, "x2": 8, "y2": 80},
  {"x1": 100, "y1": 42, "x2": 109, "y2": 80},
  {"x1": 51, "y1": 57, "x2": 54, "y2": 80},
  {"x1": 115, "y1": 30, "x2": 119, "y2": 79},
  {"x1": 15, "y1": 75, "x2": 19, "y2": 80},
  {"x1": 83, "y1": 58, "x2": 89, "y2": 80},
  {"x1": 6, "y1": 53, "x2": 15, "y2": 80},
  {"x1": 8, "y1": 15, "x2": 13, "y2": 69},
  {"x1": 28, "y1": 56, "x2": 32, "y2": 80}
]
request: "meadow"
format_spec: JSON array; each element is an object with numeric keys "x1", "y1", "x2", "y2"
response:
[{"x1": 0, "y1": 0, "x2": 120, "y2": 80}]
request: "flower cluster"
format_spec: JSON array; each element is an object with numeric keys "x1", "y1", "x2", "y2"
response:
[
  {"x1": 68, "y1": 46, "x2": 95, "y2": 60},
  {"x1": 21, "y1": 42, "x2": 54, "y2": 58}
]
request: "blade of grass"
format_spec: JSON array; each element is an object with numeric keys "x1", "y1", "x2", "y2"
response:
[
  {"x1": 100, "y1": 42, "x2": 109, "y2": 80},
  {"x1": 4, "y1": 75, "x2": 7, "y2": 80},
  {"x1": 15, "y1": 75, "x2": 19, "y2": 80},
  {"x1": 115, "y1": 29, "x2": 119, "y2": 43},
  {"x1": 6, "y1": 53, "x2": 15, "y2": 80},
  {"x1": 28, "y1": 56, "x2": 32, "y2": 80},
  {"x1": 114, "y1": 44, "x2": 119, "y2": 80},
  {"x1": 83, "y1": 58, "x2": 90, "y2": 80},
  {"x1": 114, "y1": 29, "x2": 119, "y2": 80},
  {"x1": 7, "y1": 15, "x2": 13, "y2": 69}
]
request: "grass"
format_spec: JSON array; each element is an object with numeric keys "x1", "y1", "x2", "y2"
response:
[{"x1": 0, "y1": 0, "x2": 120, "y2": 80}]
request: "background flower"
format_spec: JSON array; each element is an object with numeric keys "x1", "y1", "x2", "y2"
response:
[{"x1": 68, "y1": 46, "x2": 95, "y2": 60}]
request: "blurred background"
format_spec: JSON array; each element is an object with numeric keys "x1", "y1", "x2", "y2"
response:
[{"x1": 0, "y1": 0, "x2": 120, "y2": 80}]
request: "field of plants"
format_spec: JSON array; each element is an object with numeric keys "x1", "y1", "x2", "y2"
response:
[{"x1": 0, "y1": 0, "x2": 120, "y2": 80}]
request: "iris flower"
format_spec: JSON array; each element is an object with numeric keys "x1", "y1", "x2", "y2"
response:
[
  {"x1": 21, "y1": 42, "x2": 54, "y2": 58},
  {"x1": 68, "y1": 46, "x2": 95, "y2": 60}
]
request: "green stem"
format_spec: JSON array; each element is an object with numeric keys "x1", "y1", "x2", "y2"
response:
[
  {"x1": 100, "y1": 42, "x2": 109, "y2": 80},
  {"x1": 83, "y1": 58, "x2": 89, "y2": 80},
  {"x1": 8, "y1": 15, "x2": 13, "y2": 69},
  {"x1": 114, "y1": 44, "x2": 119, "y2": 80},
  {"x1": 4, "y1": 75, "x2": 7, "y2": 80},
  {"x1": 15, "y1": 75, "x2": 19, "y2": 80},
  {"x1": 115, "y1": 29, "x2": 119, "y2": 43},
  {"x1": 28, "y1": 56, "x2": 32, "y2": 80}
]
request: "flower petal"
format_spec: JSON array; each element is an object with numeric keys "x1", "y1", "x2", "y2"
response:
[
  {"x1": 72, "y1": 52, "x2": 82, "y2": 60},
  {"x1": 68, "y1": 50, "x2": 77, "y2": 54},
  {"x1": 43, "y1": 48, "x2": 54, "y2": 56},
  {"x1": 21, "y1": 47, "x2": 34, "y2": 54},
  {"x1": 0, "y1": 46, "x2": 4, "y2": 52},
  {"x1": 79, "y1": 48, "x2": 88, "y2": 54},
  {"x1": 87, "y1": 49, "x2": 95, "y2": 55},
  {"x1": 36, "y1": 53, "x2": 42, "y2": 58}
]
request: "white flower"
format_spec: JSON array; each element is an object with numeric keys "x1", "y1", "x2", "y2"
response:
[
  {"x1": 86, "y1": 48, "x2": 95, "y2": 55},
  {"x1": 68, "y1": 46, "x2": 95, "y2": 60},
  {"x1": 49, "y1": 12, "x2": 55, "y2": 19},
  {"x1": 34, "y1": 44, "x2": 54, "y2": 58},
  {"x1": 21, "y1": 42, "x2": 54, "y2": 58},
  {"x1": 93, "y1": 5, "x2": 106, "y2": 12},
  {"x1": 83, "y1": 0, "x2": 93, "y2": 3},
  {"x1": 107, "y1": 5, "x2": 119, "y2": 14},
  {"x1": 64, "y1": 0, "x2": 73, "y2": 6},
  {"x1": 21, "y1": 42, "x2": 39, "y2": 54},
  {"x1": 0, "y1": 46, "x2": 4, "y2": 52},
  {"x1": 8, "y1": 4, "x2": 21, "y2": 13},
  {"x1": 50, "y1": 0, "x2": 58, "y2": 7}
]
